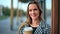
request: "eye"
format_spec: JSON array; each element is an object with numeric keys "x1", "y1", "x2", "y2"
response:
[
  {"x1": 33, "y1": 9, "x2": 38, "y2": 11},
  {"x1": 29, "y1": 9, "x2": 32, "y2": 12}
]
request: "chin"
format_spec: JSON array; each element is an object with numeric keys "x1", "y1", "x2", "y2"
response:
[{"x1": 32, "y1": 17, "x2": 37, "y2": 20}]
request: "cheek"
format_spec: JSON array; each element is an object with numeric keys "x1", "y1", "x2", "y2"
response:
[
  {"x1": 37, "y1": 13, "x2": 39, "y2": 17},
  {"x1": 36, "y1": 12, "x2": 40, "y2": 18},
  {"x1": 28, "y1": 12, "x2": 31, "y2": 18},
  {"x1": 36, "y1": 11, "x2": 39, "y2": 15},
  {"x1": 29, "y1": 12, "x2": 32, "y2": 15}
]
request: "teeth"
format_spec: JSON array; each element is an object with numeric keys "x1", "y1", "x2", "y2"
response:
[{"x1": 32, "y1": 15, "x2": 36, "y2": 17}]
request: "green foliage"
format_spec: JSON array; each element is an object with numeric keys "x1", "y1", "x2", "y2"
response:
[
  {"x1": 2, "y1": 7, "x2": 26, "y2": 16},
  {"x1": 0, "y1": 16, "x2": 7, "y2": 20},
  {"x1": 3, "y1": 7, "x2": 10, "y2": 16}
]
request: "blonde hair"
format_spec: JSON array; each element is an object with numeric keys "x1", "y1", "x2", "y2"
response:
[{"x1": 17, "y1": 20, "x2": 29, "y2": 34}]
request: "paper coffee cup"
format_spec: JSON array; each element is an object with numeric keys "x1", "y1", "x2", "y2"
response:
[{"x1": 23, "y1": 27, "x2": 33, "y2": 34}]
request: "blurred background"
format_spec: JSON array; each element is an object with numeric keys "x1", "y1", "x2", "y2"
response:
[{"x1": 0, "y1": 0, "x2": 51, "y2": 34}]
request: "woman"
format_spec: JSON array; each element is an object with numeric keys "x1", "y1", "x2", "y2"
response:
[{"x1": 18, "y1": 1, "x2": 50, "y2": 34}]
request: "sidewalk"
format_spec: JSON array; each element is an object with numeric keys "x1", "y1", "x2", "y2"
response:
[{"x1": 0, "y1": 17, "x2": 18, "y2": 34}]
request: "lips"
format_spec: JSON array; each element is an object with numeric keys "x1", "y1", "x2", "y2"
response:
[{"x1": 31, "y1": 14, "x2": 37, "y2": 17}]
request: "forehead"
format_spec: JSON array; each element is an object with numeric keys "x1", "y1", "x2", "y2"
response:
[{"x1": 29, "y1": 4, "x2": 38, "y2": 9}]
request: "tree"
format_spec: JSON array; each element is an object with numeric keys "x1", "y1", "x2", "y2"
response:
[{"x1": 3, "y1": 7, "x2": 10, "y2": 16}]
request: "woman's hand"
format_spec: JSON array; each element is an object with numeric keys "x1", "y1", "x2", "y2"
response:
[{"x1": 23, "y1": 32, "x2": 26, "y2": 34}]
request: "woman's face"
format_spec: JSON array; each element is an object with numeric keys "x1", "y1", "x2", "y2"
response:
[{"x1": 29, "y1": 4, "x2": 39, "y2": 20}]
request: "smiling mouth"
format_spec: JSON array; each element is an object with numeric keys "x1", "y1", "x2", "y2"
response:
[{"x1": 31, "y1": 15, "x2": 37, "y2": 17}]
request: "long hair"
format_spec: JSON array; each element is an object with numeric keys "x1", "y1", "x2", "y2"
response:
[{"x1": 26, "y1": 1, "x2": 42, "y2": 24}]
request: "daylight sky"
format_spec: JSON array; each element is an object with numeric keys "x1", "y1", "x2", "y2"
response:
[{"x1": 0, "y1": 0, "x2": 51, "y2": 11}]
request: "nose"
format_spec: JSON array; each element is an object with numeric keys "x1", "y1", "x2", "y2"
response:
[{"x1": 32, "y1": 10, "x2": 35, "y2": 14}]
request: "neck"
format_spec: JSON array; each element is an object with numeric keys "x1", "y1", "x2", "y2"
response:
[{"x1": 32, "y1": 19, "x2": 40, "y2": 25}]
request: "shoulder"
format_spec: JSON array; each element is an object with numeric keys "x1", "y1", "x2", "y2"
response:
[
  {"x1": 39, "y1": 20, "x2": 51, "y2": 29},
  {"x1": 34, "y1": 21, "x2": 51, "y2": 34},
  {"x1": 41, "y1": 20, "x2": 51, "y2": 31}
]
